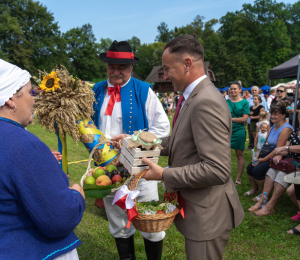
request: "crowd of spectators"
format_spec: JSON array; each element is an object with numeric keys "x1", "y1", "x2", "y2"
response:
[
  {"x1": 224, "y1": 81, "x2": 300, "y2": 235},
  {"x1": 156, "y1": 84, "x2": 300, "y2": 230}
]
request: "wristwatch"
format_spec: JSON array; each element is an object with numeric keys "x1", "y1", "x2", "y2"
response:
[{"x1": 286, "y1": 146, "x2": 290, "y2": 152}]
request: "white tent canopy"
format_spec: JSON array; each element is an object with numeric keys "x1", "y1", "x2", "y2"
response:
[{"x1": 271, "y1": 80, "x2": 298, "y2": 90}]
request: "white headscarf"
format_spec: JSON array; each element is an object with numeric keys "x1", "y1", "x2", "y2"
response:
[{"x1": 0, "y1": 59, "x2": 31, "y2": 107}]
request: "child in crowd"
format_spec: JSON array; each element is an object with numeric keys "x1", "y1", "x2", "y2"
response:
[
  {"x1": 254, "y1": 122, "x2": 268, "y2": 151},
  {"x1": 256, "y1": 111, "x2": 270, "y2": 131}
]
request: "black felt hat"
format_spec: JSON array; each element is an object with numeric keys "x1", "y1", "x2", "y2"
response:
[{"x1": 100, "y1": 40, "x2": 139, "y2": 64}]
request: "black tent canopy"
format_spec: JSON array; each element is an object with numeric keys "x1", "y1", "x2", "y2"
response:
[
  {"x1": 269, "y1": 54, "x2": 300, "y2": 79},
  {"x1": 269, "y1": 54, "x2": 300, "y2": 128}
]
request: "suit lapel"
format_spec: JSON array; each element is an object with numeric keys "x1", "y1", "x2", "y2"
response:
[{"x1": 168, "y1": 77, "x2": 213, "y2": 160}]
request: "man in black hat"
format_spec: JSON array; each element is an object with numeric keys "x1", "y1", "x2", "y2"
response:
[{"x1": 92, "y1": 40, "x2": 170, "y2": 260}]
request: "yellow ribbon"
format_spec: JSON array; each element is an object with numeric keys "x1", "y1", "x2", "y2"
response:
[
  {"x1": 78, "y1": 119, "x2": 107, "y2": 138},
  {"x1": 78, "y1": 119, "x2": 118, "y2": 165},
  {"x1": 98, "y1": 143, "x2": 118, "y2": 165}
]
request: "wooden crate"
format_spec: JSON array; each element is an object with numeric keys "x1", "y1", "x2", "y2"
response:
[
  {"x1": 123, "y1": 137, "x2": 160, "y2": 157},
  {"x1": 119, "y1": 154, "x2": 150, "y2": 175},
  {"x1": 120, "y1": 137, "x2": 161, "y2": 175}
]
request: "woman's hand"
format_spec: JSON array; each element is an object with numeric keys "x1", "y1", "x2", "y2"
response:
[
  {"x1": 52, "y1": 151, "x2": 62, "y2": 164},
  {"x1": 252, "y1": 157, "x2": 264, "y2": 166},
  {"x1": 273, "y1": 146, "x2": 288, "y2": 156},
  {"x1": 250, "y1": 111, "x2": 253, "y2": 115},
  {"x1": 273, "y1": 155, "x2": 283, "y2": 165},
  {"x1": 70, "y1": 184, "x2": 85, "y2": 199}
]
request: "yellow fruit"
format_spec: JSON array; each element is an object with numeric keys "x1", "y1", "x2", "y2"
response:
[{"x1": 99, "y1": 179, "x2": 112, "y2": 186}]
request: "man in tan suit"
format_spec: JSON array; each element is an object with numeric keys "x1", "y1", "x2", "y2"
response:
[{"x1": 142, "y1": 35, "x2": 245, "y2": 259}]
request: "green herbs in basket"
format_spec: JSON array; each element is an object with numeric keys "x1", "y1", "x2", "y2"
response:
[{"x1": 136, "y1": 200, "x2": 178, "y2": 215}]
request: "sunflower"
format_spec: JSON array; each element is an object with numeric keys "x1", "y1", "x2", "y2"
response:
[{"x1": 39, "y1": 71, "x2": 61, "y2": 92}]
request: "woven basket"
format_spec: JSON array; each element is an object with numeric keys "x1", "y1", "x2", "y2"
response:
[
  {"x1": 127, "y1": 170, "x2": 180, "y2": 233},
  {"x1": 80, "y1": 142, "x2": 134, "y2": 192}
]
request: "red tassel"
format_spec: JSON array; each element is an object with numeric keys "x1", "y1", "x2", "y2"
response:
[{"x1": 114, "y1": 195, "x2": 139, "y2": 228}]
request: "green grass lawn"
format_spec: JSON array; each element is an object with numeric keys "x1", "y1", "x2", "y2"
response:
[{"x1": 27, "y1": 120, "x2": 300, "y2": 260}]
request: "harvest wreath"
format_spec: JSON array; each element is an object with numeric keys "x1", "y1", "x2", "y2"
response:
[{"x1": 34, "y1": 66, "x2": 95, "y2": 174}]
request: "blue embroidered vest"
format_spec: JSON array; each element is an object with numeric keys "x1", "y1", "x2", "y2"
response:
[{"x1": 92, "y1": 78, "x2": 149, "y2": 135}]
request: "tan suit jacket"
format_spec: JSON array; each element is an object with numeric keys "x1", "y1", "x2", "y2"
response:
[{"x1": 161, "y1": 77, "x2": 244, "y2": 241}]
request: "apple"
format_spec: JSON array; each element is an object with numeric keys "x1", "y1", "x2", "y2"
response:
[
  {"x1": 111, "y1": 174, "x2": 122, "y2": 184},
  {"x1": 157, "y1": 210, "x2": 164, "y2": 214},
  {"x1": 106, "y1": 165, "x2": 118, "y2": 173},
  {"x1": 94, "y1": 168, "x2": 106, "y2": 179},
  {"x1": 92, "y1": 166, "x2": 106, "y2": 176},
  {"x1": 84, "y1": 176, "x2": 96, "y2": 185}
]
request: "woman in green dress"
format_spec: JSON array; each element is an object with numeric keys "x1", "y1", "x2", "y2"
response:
[{"x1": 227, "y1": 81, "x2": 250, "y2": 186}]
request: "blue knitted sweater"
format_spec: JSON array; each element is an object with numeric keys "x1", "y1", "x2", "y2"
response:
[{"x1": 0, "y1": 119, "x2": 85, "y2": 260}]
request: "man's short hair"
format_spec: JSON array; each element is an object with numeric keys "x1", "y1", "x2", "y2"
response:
[{"x1": 164, "y1": 35, "x2": 204, "y2": 61}]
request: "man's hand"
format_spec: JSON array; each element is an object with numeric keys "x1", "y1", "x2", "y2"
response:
[
  {"x1": 52, "y1": 151, "x2": 62, "y2": 164},
  {"x1": 110, "y1": 134, "x2": 130, "y2": 150},
  {"x1": 70, "y1": 184, "x2": 85, "y2": 199},
  {"x1": 142, "y1": 157, "x2": 164, "y2": 181}
]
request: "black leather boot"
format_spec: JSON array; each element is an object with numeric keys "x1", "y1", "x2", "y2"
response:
[
  {"x1": 143, "y1": 238, "x2": 163, "y2": 260},
  {"x1": 115, "y1": 235, "x2": 136, "y2": 260}
]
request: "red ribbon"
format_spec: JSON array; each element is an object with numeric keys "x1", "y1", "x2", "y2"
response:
[
  {"x1": 164, "y1": 192, "x2": 185, "y2": 219},
  {"x1": 105, "y1": 85, "x2": 121, "y2": 116},
  {"x1": 114, "y1": 195, "x2": 139, "y2": 228},
  {"x1": 107, "y1": 50, "x2": 134, "y2": 60},
  {"x1": 177, "y1": 193, "x2": 185, "y2": 219}
]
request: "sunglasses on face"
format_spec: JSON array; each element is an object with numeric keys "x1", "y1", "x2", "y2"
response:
[{"x1": 277, "y1": 90, "x2": 284, "y2": 93}]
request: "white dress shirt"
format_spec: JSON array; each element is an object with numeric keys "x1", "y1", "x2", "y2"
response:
[
  {"x1": 181, "y1": 75, "x2": 207, "y2": 111},
  {"x1": 99, "y1": 77, "x2": 170, "y2": 139}
]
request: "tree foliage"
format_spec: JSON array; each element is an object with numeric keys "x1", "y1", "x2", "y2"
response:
[
  {"x1": 1, "y1": 0, "x2": 299, "y2": 86},
  {"x1": 134, "y1": 42, "x2": 165, "y2": 79},
  {"x1": 155, "y1": 22, "x2": 173, "y2": 42},
  {"x1": 63, "y1": 23, "x2": 106, "y2": 80},
  {"x1": 154, "y1": 0, "x2": 299, "y2": 88}
]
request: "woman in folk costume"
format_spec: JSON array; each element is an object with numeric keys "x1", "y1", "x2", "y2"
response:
[
  {"x1": 92, "y1": 40, "x2": 170, "y2": 260},
  {"x1": 0, "y1": 59, "x2": 85, "y2": 260}
]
